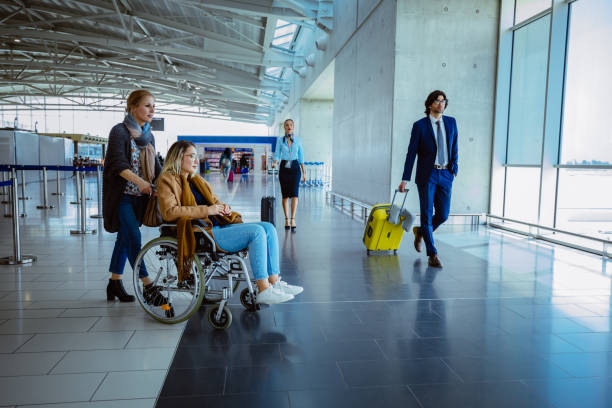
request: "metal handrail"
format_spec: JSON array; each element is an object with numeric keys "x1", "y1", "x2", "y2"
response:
[
  {"x1": 486, "y1": 214, "x2": 611, "y2": 258},
  {"x1": 326, "y1": 190, "x2": 482, "y2": 225},
  {"x1": 325, "y1": 191, "x2": 371, "y2": 223}
]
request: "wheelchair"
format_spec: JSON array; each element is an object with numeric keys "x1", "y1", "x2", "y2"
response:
[{"x1": 132, "y1": 222, "x2": 260, "y2": 329}]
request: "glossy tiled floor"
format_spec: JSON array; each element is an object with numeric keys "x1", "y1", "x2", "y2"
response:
[{"x1": 1, "y1": 173, "x2": 611, "y2": 407}]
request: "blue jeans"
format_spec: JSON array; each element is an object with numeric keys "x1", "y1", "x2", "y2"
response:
[
  {"x1": 212, "y1": 222, "x2": 279, "y2": 281},
  {"x1": 417, "y1": 169, "x2": 453, "y2": 256},
  {"x1": 109, "y1": 195, "x2": 148, "y2": 277}
]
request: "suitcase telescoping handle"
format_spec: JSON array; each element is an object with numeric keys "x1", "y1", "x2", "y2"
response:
[
  {"x1": 388, "y1": 189, "x2": 408, "y2": 225},
  {"x1": 391, "y1": 189, "x2": 408, "y2": 212}
]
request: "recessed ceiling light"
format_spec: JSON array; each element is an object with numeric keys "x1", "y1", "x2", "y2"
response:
[{"x1": 13, "y1": 38, "x2": 21, "y2": 43}]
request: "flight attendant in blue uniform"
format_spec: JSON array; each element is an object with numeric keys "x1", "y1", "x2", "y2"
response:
[
  {"x1": 272, "y1": 119, "x2": 306, "y2": 231},
  {"x1": 398, "y1": 90, "x2": 459, "y2": 268}
]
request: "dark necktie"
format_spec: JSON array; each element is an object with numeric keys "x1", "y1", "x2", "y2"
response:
[{"x1": 436, "y1": 120, "x2": 446, "y2": 165}]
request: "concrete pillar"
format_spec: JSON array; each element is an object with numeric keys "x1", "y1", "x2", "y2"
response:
[
  {"x1": 299, "y1": 99, "x2": 333, "y2": 167},
  {"x1": 333, "y1": 0, "x2": 397, "y2": 204},
  {"x1": 391, "y1": 0, "x2": 499, "y2": 213}
]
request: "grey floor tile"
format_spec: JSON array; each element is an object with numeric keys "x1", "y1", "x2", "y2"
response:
[
  {"x1": 0, "y1": 334, "x2": 33, "y2": 353},
  {"x1": 126, "y1": 330, "x2": 183, "y2": 349},
  {"x1": 17, "y1": 331, "x2": 134, "y2": 352},
  {"x1": 0, "y1": 308, "x2": 64, "y2": 320},
  {"x1": 59, "y1": 306, "x2": 142, "y2": 318},
  {"x1": 90, "y1": 316, "x2": 186, "y2": 332},
  {"x1": 0, "y1": 317, "x2": 98, "y2": 334},
  {"x1": 0, "y1": 352, "x2": 65, "y2": 376},
  {"x1": 51, "y1": 348, "x2": 174, "y2": 373},
  {"x1": 0, "y1": 373, "x2": 105, "y2": 405},
  {"x1": 92, "y1": 370, "x2": 166, "y2": 400},
  {"x1": 2, "y1": 289, "x2": 88, "y2": 302},
  {"x1": 18, "y1": 400, "x2": 155, "y2": 408}
]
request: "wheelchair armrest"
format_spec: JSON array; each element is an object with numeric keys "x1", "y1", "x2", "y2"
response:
[
  {"x1": 159, "y1": 220, "x2": 217, "y2": 254},
  {"x1": 193, "y1": 223, "x2": 217, "y2": 254}
]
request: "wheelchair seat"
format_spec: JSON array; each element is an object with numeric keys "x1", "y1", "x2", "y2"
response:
[{"x1": 159, "y1": 222, "x2": 245, "y2": 256}]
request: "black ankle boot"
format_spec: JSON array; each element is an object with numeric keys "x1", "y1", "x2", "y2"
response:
[
  {"x1": 143, "y1": 284, "x2": 168, "y2": 306},
  {"x1": 107, "y1": 279, "x2": 135, "y2": 302}
]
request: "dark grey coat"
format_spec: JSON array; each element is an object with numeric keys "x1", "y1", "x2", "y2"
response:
[{"x1": 102, "y1": 123, "x2": 161, "y2": 233}]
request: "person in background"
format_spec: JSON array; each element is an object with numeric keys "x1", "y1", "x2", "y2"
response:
[
  {"x1": 102, "y1": 89, "x2": 163, "y2": 303},
  {"x1": 220, "y1": 148, "x2": 232, "y2": 179},
  {"x1": 273, "y1": 119, "x2": 305, "y2": 231}
]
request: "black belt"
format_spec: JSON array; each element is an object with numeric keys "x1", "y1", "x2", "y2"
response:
[{"x1": 433, "y1": 164, "x2": 448, "y2": 170}]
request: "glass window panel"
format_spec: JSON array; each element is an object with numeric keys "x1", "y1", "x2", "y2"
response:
[
  {"x1": 560, "y1": 0, "x2": 612, "y2": 165},
  {"x1": 515, "y1": 0, "x2": 551, "y2": 24},
  {"x1": 556, "y1": 168, "x2": 612, "y2": 239},
  {"x1": 507, "y1": 16, "x2": 550, "y2": 165},
  {"x1": 504, "y1": 167, "x2": 541, "y2": 223}
]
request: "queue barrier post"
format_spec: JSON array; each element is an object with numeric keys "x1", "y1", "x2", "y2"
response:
[
  {"x1": 52, "y1": 169, "x2": 64, "y2": 196},
  {"x1": 36, "y1": 167, "x2": 54, "y2": 210},
  {"x1": 70, "y1": 168, "x2": 81, "y2": 205},
  {"x1": 90, "y1": 165, "x2": 103, "y2": 219},
  {"x1": 2, "y1": 169, "x2": 13, "y2": 218},
  {"x1": 0, "y1": 171, "x2": 7, "y2": 196},
  {"x1": 1, "y1": 171, "x2": 9, "y2": 210},
  {"x1": 18, "y1": 170, "x2": 27, "y2": 217},
  {"x1": 18, "y1": 170, "x2": 31, "y2": 202},
  {"x1": 0, "y1": 175, "x2": 36, "y2": 265},
  {"x1": 70, "y1": 170, "x2": 96, "y2": 235}
]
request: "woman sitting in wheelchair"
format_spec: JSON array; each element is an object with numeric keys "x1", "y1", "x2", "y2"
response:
[{"x1": 156, "y1": 141, "x2": 303, "y2": 304}]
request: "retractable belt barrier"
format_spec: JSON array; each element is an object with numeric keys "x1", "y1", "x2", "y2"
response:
[
  {"x1": 0, "y1": 164, "x2": 101, "y2": 240},
  {"x1": 0, "y1": 176, "x2": 36, "y2": 265}
]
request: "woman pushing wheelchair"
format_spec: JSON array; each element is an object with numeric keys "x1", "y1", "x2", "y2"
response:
[{"x1": 156, "y1": 141, "x2": 303, "y2": 305}]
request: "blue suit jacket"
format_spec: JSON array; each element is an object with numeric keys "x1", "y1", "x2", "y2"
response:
[{"x1": 401, "y1": 115, "x2": 459, "y2": 185}]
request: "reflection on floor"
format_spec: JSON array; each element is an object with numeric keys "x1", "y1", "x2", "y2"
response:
[{"x1": 0, "y1": 173, "x2": 611, "y2": 407}]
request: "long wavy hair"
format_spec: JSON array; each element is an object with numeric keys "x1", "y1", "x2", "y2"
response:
[{"x1": 160, "y1": 140, "x2": 196, "y2": 176}]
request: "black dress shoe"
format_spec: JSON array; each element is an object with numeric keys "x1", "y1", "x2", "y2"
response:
[
  {"x1": 106, "y1": 279, "x2": 135, "y2": 302},
  {"x1": 413, "y1": 226, "x2": 423, "y2": 253},
  {"x1": 290, "y1": 218, "x2": 296, "y2": 232},
  {"x1": 143, "y1": 284, "x2": 168, "y2": 306},
  {"x1": 428, "y1": 255, "x2": 443, "y2": 268}
]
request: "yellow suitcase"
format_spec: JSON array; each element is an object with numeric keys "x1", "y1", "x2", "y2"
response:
[{"x1": 363, "y1": 190, "x2": 409, "y2": 255}]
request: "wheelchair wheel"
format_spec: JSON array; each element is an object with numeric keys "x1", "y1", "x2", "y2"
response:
[
  {"x1": 133, "y1": 237, "x2": 204, "y2": 324},
  {"x1": 208, "y1": 305, "x2": 232, "y2": 330},
  {"x1": 239, "y1": 287, "x2": 260, "y2": 312}
]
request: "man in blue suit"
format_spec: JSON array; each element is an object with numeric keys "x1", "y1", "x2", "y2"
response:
[{"x1": 398, "y1": 90, "x2": 458, "y2": 268}]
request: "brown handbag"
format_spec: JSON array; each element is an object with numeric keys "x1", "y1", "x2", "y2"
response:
[{"x1": 143, "y1": 194, "x2": 163, "y2": 227}]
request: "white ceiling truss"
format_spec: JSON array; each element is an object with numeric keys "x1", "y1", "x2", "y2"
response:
[{"x1": 0, "y1": 0, "x2": 334, "y2": 124}]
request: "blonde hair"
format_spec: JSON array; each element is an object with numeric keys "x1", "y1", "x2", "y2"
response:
[
  {"x1": 160, "y1": 141, "x2": 196, "y2": 176},
  {"x1": 126, "y1": 89, "x2": 154, "y2": 114}
]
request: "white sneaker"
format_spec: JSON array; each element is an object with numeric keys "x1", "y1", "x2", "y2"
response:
[
  {"x1": 256, "y1": 287, "x2": 294, "y2": 304},
  {"x1": 273, "y1": 279, "x2": 304, "y2": 296}
]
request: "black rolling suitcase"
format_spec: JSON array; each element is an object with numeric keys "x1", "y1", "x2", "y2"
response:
[{"x1": 261, "y1": 169, "x2": 277, "y2": 225}]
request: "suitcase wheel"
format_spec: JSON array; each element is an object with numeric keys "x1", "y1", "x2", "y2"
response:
[{"x1": 366, "y1": 249, "x2": 371, "y2": 256}]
